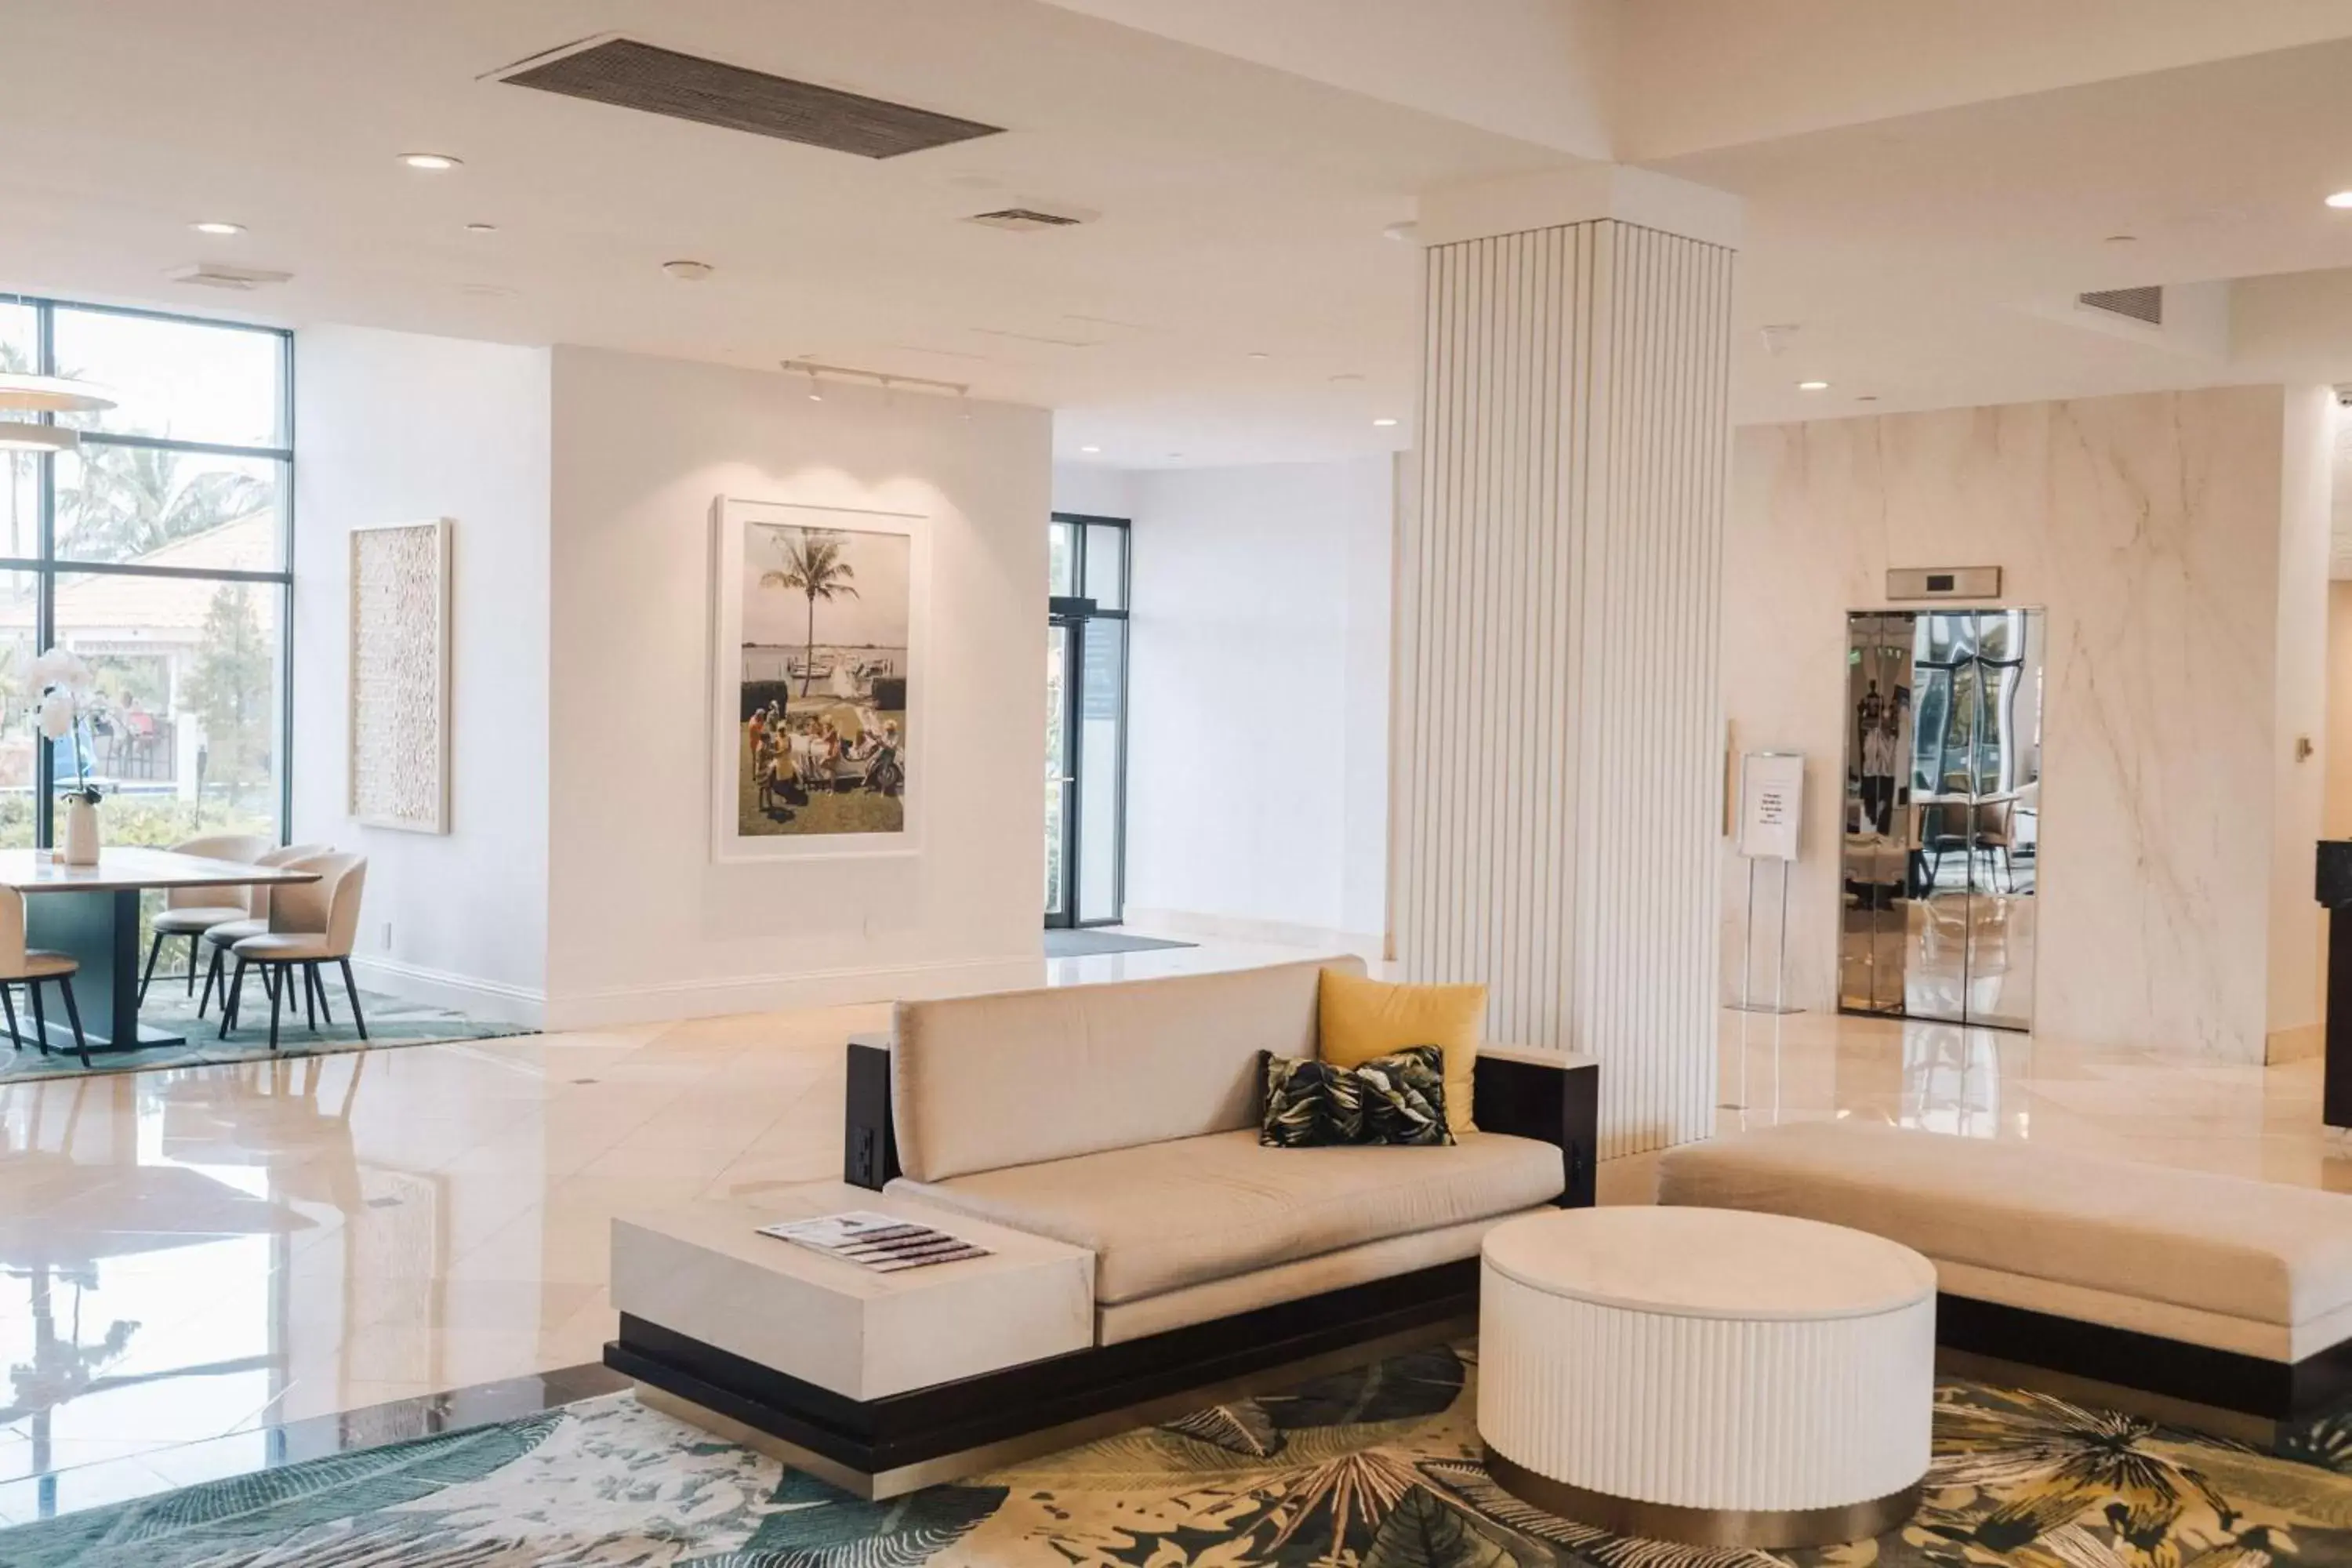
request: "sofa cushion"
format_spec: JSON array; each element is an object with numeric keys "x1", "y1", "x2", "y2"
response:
[
  {"x1": 891, "y1": 1127, "x2": 1563, "y2": 1305},
  {"x1": 1319, "y1": 970, "x2": 1482, "y2": 1134},
  {"x1": 1657, "y1": 1120, "x2": 2352, "y2": 1338},
  {"x1": 891, "y1": 955, "x2": 1363, "y2": 1182}
]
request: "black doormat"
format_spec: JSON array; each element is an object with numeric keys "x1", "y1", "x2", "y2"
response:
[{"x1": 1044, "y1": 929, "x2": 1198, "y2": 958}]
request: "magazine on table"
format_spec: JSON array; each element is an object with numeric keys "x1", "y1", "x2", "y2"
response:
[{"x1": 757, "y1": 1210, "x2": 991, "y2": 1272}]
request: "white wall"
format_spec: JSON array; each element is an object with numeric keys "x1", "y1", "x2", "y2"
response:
[
  {"x1": 1050, "y1": 465, "x2": 1136, "y2": 522},
  {"x1": 292, "y1": 326, "x2": 552, "y2": 1022},
  {"x1": 1724, "y1": 385, "x2": 2328, "y2": 1061},
  {"x1": 1105, "y1": 457, "x2": 1393, "y2": 949},
  {"x1": 543, "y1": 347, "x2": 1050, "y2": 1028}
]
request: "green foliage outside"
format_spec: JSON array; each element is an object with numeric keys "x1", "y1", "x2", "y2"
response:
[{"x1": 182, "y1": 583, "x2": 275, "y2": 809}]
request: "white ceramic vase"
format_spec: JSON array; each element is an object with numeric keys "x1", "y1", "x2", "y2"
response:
[{"x1": 63, "y1": 798, "x2": 99, "y2": 866}]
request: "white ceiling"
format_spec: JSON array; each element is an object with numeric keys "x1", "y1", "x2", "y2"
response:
[{"x1": 14, "y1": 1, "x2": 2352, "y2": 474}]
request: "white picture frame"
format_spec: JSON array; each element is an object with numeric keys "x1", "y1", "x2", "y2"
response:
[
  {"x1": 347, "y1": 517, "x2": 452, "y2": 834},
  {"x1": 710, "y1": 497, "x2": 927, "y2": 863}
]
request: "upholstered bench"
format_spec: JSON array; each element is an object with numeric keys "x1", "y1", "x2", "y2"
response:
[{"x1": 1658, "y1": 1120, "x2": 2352, "y2": 1432}]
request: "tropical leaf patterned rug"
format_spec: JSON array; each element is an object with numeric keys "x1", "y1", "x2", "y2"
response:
[{"x1": 5, "y1": 1341, "x2": 2352, "y2": 1567}]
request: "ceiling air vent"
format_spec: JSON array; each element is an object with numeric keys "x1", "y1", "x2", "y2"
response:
[
  {"x1": 165, "y1": 263, "x2": 292, "y2": 292},
  {"x1": 2077, "y1": 285, "x2": 2164, "y2": 326},
  {"x1": 499, "y1": 36, "x2": 1002, "y2": 160},
  {"x1": 964, "y1": 208, "x2": 1085, "y2": 233}
]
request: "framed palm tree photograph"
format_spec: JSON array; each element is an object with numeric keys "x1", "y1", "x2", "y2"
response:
[{"x1": 709, "y1": 497, "x2": 924, "y2": 862}]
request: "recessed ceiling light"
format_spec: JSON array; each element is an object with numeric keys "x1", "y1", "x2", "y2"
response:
[
  {"x1": 1373, "y1": 417, "x2": 1399, "y2": 427},
  {"x1": 191, "y1": 220, "x2": 244, "y2": 236},
  {"x1": 1381, "y1": 220, "x2": 1419, "y2": 242},
  {"x1": 1247, "y1": 351, "x2": 1270, "y2": 361},
  {"x1": 1798, "y1": 379, "x2": 1831, "y2": 391},
  {"x1": 464, "y1": 222, "x2": 498, "y2": 234},
  {"x1": 1330, "y1": 372, "x2": 1365, "y2": 384},
  {"x1": 662, "y1": 259, "x2": 715, "y2": 281},
  {"x1": 2103, "y1": 234, "x2": 2138, "y2": 244},
  {"x1": 2329, "y1": 191, "x2": 2352, "y2": 210},
  {"x1": 1080, "y1": 445, "x2": 1101, "y2": 454},
  {"x1": 400, "y1": 152, "x2": 462, "y2": 171}
]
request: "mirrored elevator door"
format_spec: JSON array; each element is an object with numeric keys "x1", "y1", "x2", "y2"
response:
[
  {"x1": 1838, "y1": 613, "x2": 1916, "y2": 1014},
  {"x1": 1841, "y1": 607, "x2": 2042, "y2": 1033},
  {"x1": 1959, "y1": 609, "x2": 2039, "y2": 1030}
]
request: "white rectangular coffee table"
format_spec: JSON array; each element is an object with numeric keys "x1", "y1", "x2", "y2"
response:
[{"x1": 612, "y1": 1181, "x2": 1092, "y2": 1406}]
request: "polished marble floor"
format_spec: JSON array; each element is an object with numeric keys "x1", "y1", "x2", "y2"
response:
[{"x1": 2, "y1": 935, "x2": 2346, "y2": 1523}]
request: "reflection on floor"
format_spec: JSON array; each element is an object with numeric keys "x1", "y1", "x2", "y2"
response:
[
  {"x1": 2, "y1": 944, "x2": 2347, "y2": 1525},
  {"x1": 1721, "y1": 1007, "x2": 2346, "y2": 1187}
]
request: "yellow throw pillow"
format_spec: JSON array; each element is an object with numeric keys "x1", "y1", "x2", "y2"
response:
[{"x1": 1317, "y1": 969, "x2": 1482, "y2": 1134}]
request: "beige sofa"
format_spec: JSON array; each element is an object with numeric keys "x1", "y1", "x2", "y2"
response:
[
  {"x1": 1659, "y1": 1120, "x2": 2352, "y2": 1425},
  {"x1": 866, "y1": 955, "x2": 1577, "y2": 1345},
  {"x1": 605, "y1": 955, "x2": 1597, "y2": 1498}
]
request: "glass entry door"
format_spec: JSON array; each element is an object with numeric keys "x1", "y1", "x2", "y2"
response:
[{"x1": 1045, "y1": 515, "x2": 1130, "y2": 929}]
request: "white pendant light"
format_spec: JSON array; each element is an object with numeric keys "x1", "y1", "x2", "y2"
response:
[
  {"x1": 0, "y1": 423, "x2": 78, "y2": 453},
  {"x1": 0, "y1": 373, "x2": 114, "y2": 414}
]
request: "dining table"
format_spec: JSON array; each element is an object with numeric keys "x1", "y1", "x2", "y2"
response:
[{"x1": 0, "y1": 847, "x2": 321, "y2": 1054}]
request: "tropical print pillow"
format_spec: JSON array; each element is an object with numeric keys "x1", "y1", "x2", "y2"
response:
[
  {"x1": 1259, "y1": 1046, "x2": 1451, "y2": 1148},
  {"x1": 1260, "y1": 1053, "x2": 1365, "y2": 1146},
  {"x1": 1356, "y1": 1045, "x2": 1454, "y2": 1146}
]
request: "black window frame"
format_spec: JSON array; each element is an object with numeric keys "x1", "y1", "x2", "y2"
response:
[
  {"x1": 1047, "y1": 512, "x2": 1131, "y2": 929},
  {"x1": 2, "y1": 293, "x2": 295, "y2": 847}
]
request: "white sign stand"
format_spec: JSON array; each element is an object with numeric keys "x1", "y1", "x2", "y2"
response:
[{"x1": 1730, "y1": 752, "x2": 1804, "y2": 1018}]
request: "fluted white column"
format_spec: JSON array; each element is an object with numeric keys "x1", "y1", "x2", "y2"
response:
[{"x1": 1394, "y1": 169, "x2": 1738, "y2": 1156}]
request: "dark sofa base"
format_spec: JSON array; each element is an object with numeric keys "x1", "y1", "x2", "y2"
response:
[
  {"x1": 607, "y1": 1258, "x2": 1480, "y2": 1495},
  {"x1": 1937, "y1": 1291, "x2": 2352, "y2": 1428}
]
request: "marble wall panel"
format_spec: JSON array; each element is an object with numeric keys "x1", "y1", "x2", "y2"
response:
[{"x1": 1722, "y1": 386, "x2": 2301, "y2": 1059}]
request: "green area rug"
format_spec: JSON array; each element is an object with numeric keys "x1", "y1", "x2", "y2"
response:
[
  {"x1": 0, "y1": 967, "x2": 532, "y2": 1083},
  {"x1": 8, "y1": 1340, "x2": 2352, "y2": 1566}
]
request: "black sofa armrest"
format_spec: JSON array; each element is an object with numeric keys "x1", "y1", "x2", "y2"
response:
[
  {"x1": 1472, "y1": 1045, "x2": 1599, "y2": 1208},
  {"x1": 844, "y1": 1033, "x2": 902, "y2": 1191}
]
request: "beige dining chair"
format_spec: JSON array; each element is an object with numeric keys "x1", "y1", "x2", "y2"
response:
[
  {"x1": 198, "y1": 842, "x2": 330, "y2": 1018},
  {"x1": 140, "y1": 832, "x2": 271, "y2": 1005},
  {"x1": 220, "y1": 853, "x2": 368, "y2": 1051},
  {"x1": 0, "y1": 884, "x2": 89, "y2": 1068}
]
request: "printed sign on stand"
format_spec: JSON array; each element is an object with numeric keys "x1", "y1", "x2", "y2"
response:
[
  {"x1": 1730, "y1": 751, "x2": 1804, "y2": 1023},
  {"x1": 1737, "y1": 753, "x2": 1805, "y2": 862}
]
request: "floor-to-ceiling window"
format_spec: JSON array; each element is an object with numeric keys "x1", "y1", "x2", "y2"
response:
[
  {"x1": 0, "y1": 296, "x2": 292, "y2": 850},
  {"x1": 1046, "y1": 514, "x2": 1130, "y2": 928}
]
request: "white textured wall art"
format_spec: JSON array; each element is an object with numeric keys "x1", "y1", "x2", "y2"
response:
[{"x1": 348, "y1": 518, "x2": 452, "y2": 833}]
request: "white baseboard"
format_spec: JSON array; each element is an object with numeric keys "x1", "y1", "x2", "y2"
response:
[
  {"x1": 1120, "y1": 907, "x2": 1383, "y2": 962},
  {"x1": 542, "y1": 953, "x2": 1047, "y2": 1032},
  {"x1": 347, "y1": 954, "x2": 548, "y2": 1029}
]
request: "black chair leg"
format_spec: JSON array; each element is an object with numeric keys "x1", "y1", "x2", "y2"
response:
[
  {"x1": 220, "y1": 957, "x2": 247, "y2": 1039},
  {"x1": 138, "y1": 931, "x2": 164, "y2": 1005},
  {"x1": 1, "y1": 983, "x2": 20, "y2": 1051},
  {"x1": 57, "y1": 977, "x2": 89, "y2": 1068},
  {"x1": 28, "y1": 980, "x2": 49, "y2": 1056},
  {"x1": 185, "y1": 933, "x2": 204, "y2": 995},
  {"x1": 311, "y1": 964, "x2": 334, "y2": 1027},
  {"x1": 198, "y1": 943, "x2": 223, "y2": 1018},
  {"x1": 302, "y1": 963, "x2": 317, "y2": 1031},
  {"x1": 266, "y1": 964, "x2": 283, "y2": 1052},
  {"x1": 339, "y1": 958, "x2": 368, "y2": 1041}
]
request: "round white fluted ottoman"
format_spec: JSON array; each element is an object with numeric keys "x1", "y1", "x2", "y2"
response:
[{"x1": 1479, "y1": 1206, "x2": 1936, "y2": 1548}]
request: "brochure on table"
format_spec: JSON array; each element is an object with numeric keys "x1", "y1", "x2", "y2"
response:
[{"x1": 757, "y1": 1210, "x2": 991, "y2": 1272}]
